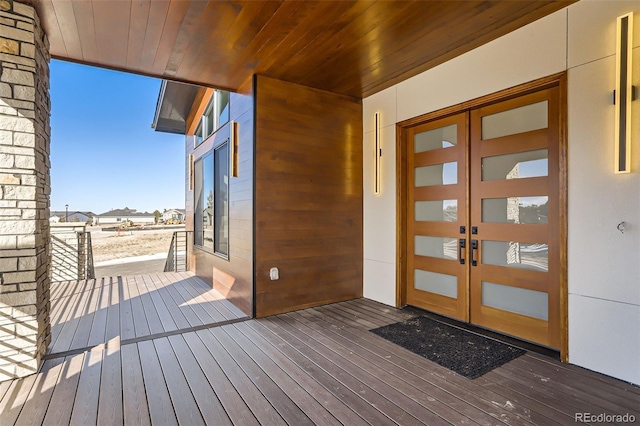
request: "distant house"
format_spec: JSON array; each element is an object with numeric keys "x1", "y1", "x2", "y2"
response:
[
  {"x1": 95, "y1": 208, "x2": 155, "y2": 225},
  {"x1": 49, "y1": 211, "x2": 95, "y2": 224},
  {"x1": 162, "y1": 208, "x2": 185, "y2": 223}
]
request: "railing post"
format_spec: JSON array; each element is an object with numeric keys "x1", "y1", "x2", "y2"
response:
[
  {"x1": 164, "y1": 230, "x2": 192, "y2": 273},
  {"x1": 86, "y1": 233, "x2": 95, "y2": 279},
  {"x1": 77, "y1": 231, "x2": 86, "y2": 280}
]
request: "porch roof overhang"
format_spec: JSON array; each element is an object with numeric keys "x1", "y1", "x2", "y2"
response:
[
  {"x1": 151, "y1": 80, "x2": 199, "y2": 134},
  {"x1": 24, "y1": 0, "x2": 575, "y2": 101}
]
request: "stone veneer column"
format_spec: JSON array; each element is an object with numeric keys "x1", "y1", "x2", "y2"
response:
[{"x1": 0, "y1": 0, "x2": 51, "y2": 381}]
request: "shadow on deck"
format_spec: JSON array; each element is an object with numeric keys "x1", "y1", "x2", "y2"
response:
[
  {"x1": 0, "y1": 274, "x2": 638, "y2": 425},
  {"x1": 47, "y1": 272, "x2": 248, "y2": 358}
]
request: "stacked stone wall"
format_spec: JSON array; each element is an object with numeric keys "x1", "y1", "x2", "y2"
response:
[{"x1": 0, "y1": 0, "x2": 50, "y2": 381}]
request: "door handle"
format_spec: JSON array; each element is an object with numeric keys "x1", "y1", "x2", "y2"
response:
[
  {"x1": 459, "y1": 238, "x2": 466, "y2": 265},
  {"x1": 470, "y1": 239, "x2": 478, "y2": 266}
]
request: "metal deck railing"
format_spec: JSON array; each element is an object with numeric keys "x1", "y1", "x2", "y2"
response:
[
  {"x1": 50, "y1": 229, "x2": 95, "y2": 282},
  {"x1": 164, "y1": 230, "x2": 191, "y2": 272}
]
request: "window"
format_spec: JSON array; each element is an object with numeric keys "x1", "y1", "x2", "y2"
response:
[
  {"x1": 194, "y1": 141, "x2": 229, "y2": 257},
  {"x1": 194, "y1": 121, "x2": 203, "y2": 146},
  {"x1": 194, "y1": 90, "x2": 230, "y2": 147},
  {"x1": 194, "y1": 157, "x2": 204, "y2": 246},
  {"x1": 214, "y1": 143, "x2": 229, "y2": 255},
  {"x1": 217, "y1": 90, "x2": 230, "y2": 127}
]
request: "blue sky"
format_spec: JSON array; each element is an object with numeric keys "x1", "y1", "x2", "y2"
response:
[{"x1": 50, "y1": 60, "x2": 185, "y2": 215}]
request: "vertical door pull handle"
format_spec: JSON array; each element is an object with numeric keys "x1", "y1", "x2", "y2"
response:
[
  {"x1": 470, "y1": 239, "x2": 478, "y2": 266},
  {"x1": 459, "y1": 238, "x2": 466, "y2": 265}
]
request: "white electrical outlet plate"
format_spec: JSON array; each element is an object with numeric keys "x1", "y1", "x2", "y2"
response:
[{"x1": 269, "y1": 267, "x2": 279, "y2": 280}]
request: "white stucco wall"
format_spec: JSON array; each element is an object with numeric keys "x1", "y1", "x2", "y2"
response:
[{"x1": 363, "y1": 1, "x2": 640, "y2": 384}]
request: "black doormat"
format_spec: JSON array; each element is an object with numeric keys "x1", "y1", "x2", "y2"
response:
[{"x1": 371, "y1": 316, "x2": 526, "y2": 379}]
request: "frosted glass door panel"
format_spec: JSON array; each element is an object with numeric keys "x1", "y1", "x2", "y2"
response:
[
  {"x1": 482, "y1": 240, "x2": 548, "y2": 272},
  {"x1": 482, "y1": 149, "x2": 548, "y2": 181},
  {"x1": 481, "y1": 101, "x2": 548, "y2": 140},
  {"x1": 415, "y1": 162, "x2": 458, "y2": 186},
  {"x1": 415, "y1": 200, "x2": 457, "y2": 222},
  {"x1": 482, "y1": 281, "x2": 548, "y2": 320},
  {"x1": 415, "y1": 124, "x2": 458, "y2": 152},
  {"x1": 415, "y1": 236, "x2": 457, "y2": 260},
  {"x1": 415, "y1": 270, "x2": 458, "y2": 298},
  {"x1": 482, "y1": 196, "x2": 548, "y2": 224}
]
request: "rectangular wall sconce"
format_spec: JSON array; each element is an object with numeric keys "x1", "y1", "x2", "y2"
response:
[
  {"x1": 230, "y1": 121, "x2": 239, "y2": 177},
  {"x1": 374, "y1": 112, "x2": 382, "y2": 194},
  {"x1": 188, "y1": 154, "x2": 194, "y2": 190},
  {"x1": 615, "y1": 12, "x2": 634, "y2": 174}
]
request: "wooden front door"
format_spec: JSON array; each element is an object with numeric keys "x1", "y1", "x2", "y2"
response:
[
  {"x1": 405, "y1": 82, "x2": 563, "y2": 349},
  {"x1": 407, "y1": 112, "x2": 469, "y2": 321}
]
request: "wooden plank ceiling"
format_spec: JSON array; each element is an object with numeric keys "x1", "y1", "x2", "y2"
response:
[{"x1": 25, "y1": 0, "x2": 575, "y2": 98}]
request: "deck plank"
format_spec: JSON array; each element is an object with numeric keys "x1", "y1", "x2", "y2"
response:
[
  {"x1": 251, "y1": 318, "x2": 401, "y2": 426},
  {"x1": 271, "y1": 314, "x2": 445, "y2": 426},
  {"x1": 135, "y1": 275, "x2": 165, "y2": 335},
  {"x1": 514, "y1": 355, "x2": 640, "y2": 414},
  {"x1": 69, "y1": 348, "x2": 103, "y2": 426},
  {"x1": 182, "y1": 275, "x2": 232, "y2": 320},
  {"x1": 86, "y1": 279, "x2": 110, "y2": 347},
  {"x1": 0, "y1": 380, "x2": 12, "y2": 403},
  {"x1": 478, "y1": 369, "x2": 589, "y2": 424},
  {"x1": 181, "y1": 331, "x2": 261, "y2": 426},
  {"x1": 97, "y1": 344, "x2": 123, "y2": 426},
  {"x1": 14, "y1": 358, "x2": 64, "y2": 426},
  {"x1": 137, "y1": 340, "x2": 178, "y2": 425},
  {"x1": 155, "y1": 272, "x2": 204, "y2": 327},
  {"x1": 234, "y1": 321, "x2": 369, "y2": 426},
  {"x1": 500, "y1": 358, "x2": 640, "y2": 417},
  {"x1": 171, "y1": 277, "x2": 221, "y2": 324},
  {"x1": 147, "y1": 273, "x2": 191, "y2": 329},
  {"x1": 118, "y1": 276, "x2": 136, "y2": 341},
  {"x1": 153, "y1": 337, "x2": 205, "y2": 425},
  {"x1": 42, "y1": 353, "x2": 85, "y2": 426},
  {"x1": 223, "y1": 323, "x2": 343, "y2": 426},
  {"x1": 196, "y1": 328, "x2": 287, "y2": 425},
  {"x1": 49, "y1": 291, "x2": 81, "y2": 352},
  {"x1": 68, "y1": 283, "x2": 101, "y2": 350},
  {"x1": 126, "y1": 275, "x2": 151, "y2": 337},
  {"x1": 293, "y1": 309, "x2": 492, "y2": 426},
  {"x1": 526, "y1": 351, "x2": 640, "y2": 395},
  {"x1": 120, "y1": 344, "x2": 151, "y2": 426},
  {"x1": 167, "y1": 334, "x2": 232, "y2": 426},
  {"x1": 0, "y1": 371, "x2": 37, "y2": 425},
  {"x1": 344, "y1": 298, "x2": 415, "y2": 323},
  {"x1": 143, "y1": 275, "x2": 179, "y2": 333},
  {"x1": 488, "y1": 361, "x2": 612, "y2": 415},
  {"x1": 211, "y1": 326, "x2": 315, "y2": 426},
  {"x1": 104, "y1": 277, "x2": 121, "y2": 344}
]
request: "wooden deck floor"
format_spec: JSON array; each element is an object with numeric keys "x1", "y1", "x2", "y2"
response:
[
  {"x1": 47, "y1": 272, "x2": 247, "y2": 357},
  {"x1": 1, "y1": 278, "x2": 639, "y2": 425}
]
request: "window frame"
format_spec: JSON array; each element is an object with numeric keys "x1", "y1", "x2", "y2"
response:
[
  {"x1": 194, "y1": 90, "x2": 231, "y2": 148},
  {"x1": 192, "y1": 139, "x2": 230, "y2": 260}
]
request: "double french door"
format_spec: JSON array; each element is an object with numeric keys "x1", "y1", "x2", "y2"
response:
[{"x1": 406, "y1": 85, "x2": 562, "y2": 349}]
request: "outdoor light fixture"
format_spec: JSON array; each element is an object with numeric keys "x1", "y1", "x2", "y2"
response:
[
  {"x1": 614, "y1": 12, "x2": 634, "y2": 174},
  {"x1": 374, "y1": 112, "x2": 382, "y2": 194},
  {"x1": 188, "y1": 154, "x2": 194, "y2": 190},
  {"x1": 230, "y1": 121, "x2": 238, "y2": 177}
]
